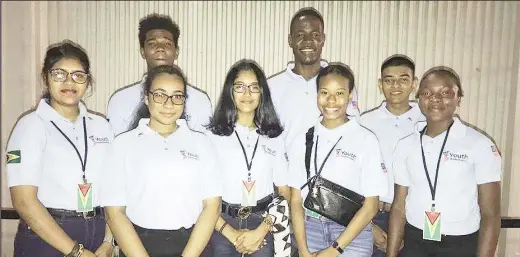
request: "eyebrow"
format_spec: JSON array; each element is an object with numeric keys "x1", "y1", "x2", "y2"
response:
[{"x1": 233, "y1": 81, "x2": 259, "y2": 84}]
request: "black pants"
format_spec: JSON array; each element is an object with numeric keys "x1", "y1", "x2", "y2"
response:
[
  {"x1": 120, "y1": 224, "x2": 210, "y2": 257},
  {"x1": 400, "y1": 223, "x2": 478, "y2": 257}
]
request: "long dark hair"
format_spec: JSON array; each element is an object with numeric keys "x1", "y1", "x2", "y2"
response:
[
  {"x1": 128, "y1": 65, "x2": 188, "y2": 131},
  {"x1": 207, "y1": 59, "x2": 283, "y2": 138}
]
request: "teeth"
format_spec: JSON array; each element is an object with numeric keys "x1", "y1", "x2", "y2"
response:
[
  {"x1": 391, "y1": 92, "x2": 402, "y2": 95},
  {"x1": 301, "y1": 49, "x2": 314, "y2": 52},
  {"x1": 325, "y1": 108, "x2": 339, "y2": 112}
]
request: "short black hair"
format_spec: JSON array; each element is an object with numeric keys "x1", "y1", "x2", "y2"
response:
[
  {"x1": 41, "y1": 39, "x2": 92, "y2": 99},
  {"x1": 316, "y1": 63, "x2": 355, "y2": 93},
  {"x1": 417, "y1": 66, "x2": 464, "y2": 98},
  {"x1": 128, "y1": 65, "x2": 188, "y2": 132},
  {"x1": 207, "y1": 59, "x2": 283, "y2": 138},
  {"x1": 138, "y1": 13, "x2": 180, "y2": 48},
  {"x1": 381, "y1": 54, "x2": 416, "y2": 76},
  {"x1": 289, "y1": 7, "x2": 324, "y2": 34}
]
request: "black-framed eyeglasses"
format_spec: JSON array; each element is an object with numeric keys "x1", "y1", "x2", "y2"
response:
[
  {"x1": 49, "y1": 68, "x2": 89, "y2": 84},
  {"x1": 233, "y1": 83, "x2": 261, "y2": 93},
  {"x1": 148, "y1": 91, "x2": 186, "y2": 105}
]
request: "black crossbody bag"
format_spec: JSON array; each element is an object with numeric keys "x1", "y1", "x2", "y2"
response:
[{"x1": 300, "y1": 127, "x2": 365, "y2": 227}]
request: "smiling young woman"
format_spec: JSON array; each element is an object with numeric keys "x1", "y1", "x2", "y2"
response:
[
  {"x1": 288, "y1": 63, "x2": 388, "y2": 257},
  {"x1": 387, "y1": 67, "x2": 502, "y2": 257},
  {"x1": 206, "y1": 59, "x2": 290, "y2": 257},
  {"x1": 6, "y1": 40, "x2": 115, "y2": 257}
]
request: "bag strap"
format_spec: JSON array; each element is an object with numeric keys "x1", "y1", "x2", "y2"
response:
[{"x1": 300, "y1": 127, "x2": 315, "y2": 190}]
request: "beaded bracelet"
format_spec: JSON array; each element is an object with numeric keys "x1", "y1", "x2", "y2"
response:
[{"x1": 219, "y1": 222, "x2": 228, "y2": 234}]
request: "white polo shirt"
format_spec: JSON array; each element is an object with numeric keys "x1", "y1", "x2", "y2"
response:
[
  {"x1": 268, "y1": 61, "x2": 360, "y2": 150},
  {"x1": 205, "y1": 124, "x2": 288, "y2": 204},
  {"x1": 107, "y1": 75, "x2": 212, "y2": 135},
  {"x1": 6, "y1": 99, "x2": 114, "y2": 210},
  {"x1": 100, "y1": 118, "x2": 222, "y2": 230},
  {"x1": 359, "y1": 102, "x2": 425, "y2": 204},
  {"x1": 287, "y1": 117, "x2": 388, "y2": 202},
  {"x1": 393, "y1": 117, "x2": 502, "y2": 235}
]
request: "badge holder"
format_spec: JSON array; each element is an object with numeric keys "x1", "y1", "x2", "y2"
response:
[
  {"x1": 423, "y1": 204, "x2": 441, "y2": 241},
  {"x1": 77, "y1": 182, "x2": 94, "y2": 213}
]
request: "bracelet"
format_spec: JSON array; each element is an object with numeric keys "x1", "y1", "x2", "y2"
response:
[
  {"x1": 103, "y1": 235, "x2": 115, "y2": 246},
  {"x1": 262, "y1": 214, "x2": 276, "y2": 233},
  {"x1": 64, "y1": 242, "x2": 84, "y2": 257},
  {"x1": 219, "y1": 222, "x2": 228, "y2": 234}
]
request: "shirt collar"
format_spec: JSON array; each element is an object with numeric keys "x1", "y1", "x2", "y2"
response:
[
  {"x1": 36, "y1": 99, "x2": 88, "y2": 124},
  {"x1": 314, "y1": 115, "x2": 360, "y2": 139},
  {"x1": 136, "y1": 118, "x2": 190, "y2": 138},
  {"x1": 414, "y1": 116, "x2": 467, "y2": 138},
  {"x1": 284, "y1": 60, "x2": 329, "y2": 80},
  {"x1": 378, "y1": 101, "x2": 425, "y2": 123}
]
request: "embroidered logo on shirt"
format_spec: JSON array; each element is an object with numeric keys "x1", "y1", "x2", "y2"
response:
[
  {"x1": 335, "y1": 149, "x2": 356, "y2": 161},
  {"x1": 442, "y1": 151, "x2": 468, "y2": 162},
  {"x1": 180, "y1": 150, "x2": 199, "y2": 161},
  {"x1": 284, "y1": 152, "x2": 289, "y2": 161},
  {"x1": 381, "y1": 163, "x2": 388, "y2": 173},
  {"x1": 6, "y1": 150, "x2": 21, "y2": 164},
  {"x1": 491, "y1": 145, "x2": 500, "y2": 157},
  {"x1": 262, "y1": 145, "x2": 276, "y2": 156},
  {"x1": 89, "y1": 135, "x2": 110, "y2": 145}
]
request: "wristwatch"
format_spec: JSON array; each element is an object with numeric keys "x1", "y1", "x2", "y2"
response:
[{"x1": 332, "y1": 241, "x2": 344, "y2": 254}]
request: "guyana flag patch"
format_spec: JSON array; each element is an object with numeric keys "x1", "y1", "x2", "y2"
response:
[{"x1": 6, "y1": 150, "x2": 21, "y2": 164}]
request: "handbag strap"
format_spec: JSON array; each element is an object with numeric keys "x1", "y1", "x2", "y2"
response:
[{"x1": 300, "y1": 127, "x2": 315, "y2": 190}]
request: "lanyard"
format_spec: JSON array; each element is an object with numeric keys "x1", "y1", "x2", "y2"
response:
[
  {"x1": 51, "y1": 117, "x2": 88, "y2": 184},
  {"x1": 419, "y1": 122, "x2": 453, "y2": 211},
  {"x1": 314, "y1": 136, "x2": 343, "y2": 178},
  {"x1": 234, "y1": 131, "x2": 260, "y2": 182}
]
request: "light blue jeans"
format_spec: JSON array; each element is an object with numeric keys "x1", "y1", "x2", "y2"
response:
[{"x1": 305, "y1": 215, "x2": 373, "y2": 257}]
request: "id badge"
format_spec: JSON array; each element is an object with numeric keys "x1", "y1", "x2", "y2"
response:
[
  {"x1": 423, "y1": 210, "x2": 441, "y2": 241},
  {"x1": 77, "y1": 183, "x2": 93, "y2": 212},
  {"x1": 241, "y1": 180, "x2": 257, "y2": 207}
]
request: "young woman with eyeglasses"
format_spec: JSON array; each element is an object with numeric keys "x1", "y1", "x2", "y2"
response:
[
  {"x1": 206, "y1": 59, "x2": 290, "y2": 257},
  {"x1": 6, "y1": 40, "x2": 115, "y2": 257},
  {"x1": 100, "y1": 64, "x2": 222, "y2": 257}
]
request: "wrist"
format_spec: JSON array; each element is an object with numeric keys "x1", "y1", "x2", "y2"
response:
[{"x1": 331, "y1": 241, "x2": 344, "y2": 255}]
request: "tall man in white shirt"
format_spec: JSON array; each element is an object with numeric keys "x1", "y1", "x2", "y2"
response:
[
  {"x1": 107, "y1": 13, "x2": 212, "y2": 135},
  {"x1": 360, "y1": 55, "x2": 425, "y2": 256},
  {"x1": 268, "y1": 7, "x2": 359, "y2": 151}
]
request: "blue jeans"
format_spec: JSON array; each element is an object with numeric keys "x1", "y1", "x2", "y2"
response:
[
  {"x1": 372, "y1": 211, "x2": 389, "y2": 257},
  {"x1": 211, "y1": 212, "x2": 274, "y2": 257},
  {"x1": 305, "y1": 215, "x2": 373, "y2": 257},
  {"x1": 14, "y1": 215, "x2": 105, "y2": 257}
]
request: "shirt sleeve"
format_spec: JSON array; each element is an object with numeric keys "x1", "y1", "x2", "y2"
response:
[
  {"x1": 473, "y1": 137, "x2": 502, "y2": 184},
  {"x1": 393, "y1": 139, "x2": 411, "y2": 187},
  {"x1": 107, "y1": 94, "x2": 131, "y2": 136},
  {"x1": 273, "y1": 138, "x2": 288, "y2": 186},
  {"x1": 6, "y1": 116, "x2": 46, "y2": 187},
  {"x1": 199, "y1": 138, "x2": 223, "y2": 200},
  {"x1": 185, "y1": 90, "x2": 212, "y2": 132},
  {"x1": 98, "y1": 138, "x2": 127, "y2": 206},
  {"x1": 360, "y1": 133, "x2": 388, "y2": 197}
]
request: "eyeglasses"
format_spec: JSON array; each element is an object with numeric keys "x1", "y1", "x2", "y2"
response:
[
  {"x1": 148, "y1": 91, "x2": 186, "y2": 105},
  {"x1": 382, "y1": 77, "x2": 412, "y2": 86},
  {"x1": 233, "y1": 83, "x2": 261, "y2": 94},
  {"x1": 49, "y1": 68, "x2": 89, "y2": 84}
]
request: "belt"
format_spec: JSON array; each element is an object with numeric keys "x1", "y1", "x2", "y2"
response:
[
  {"x1": 222, "y1": 195, "x2": 274, "y2": 219},
  {"x1": 47, "y1": 207, "x2": 104, "y2": 220},
  {"x1": 378, "y1": 201, "x2": 392, "y2": 212}
]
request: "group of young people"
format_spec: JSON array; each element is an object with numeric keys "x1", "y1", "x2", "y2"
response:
[{"x1": 5, "y1": 6, "x2": 502, "y2": 257}]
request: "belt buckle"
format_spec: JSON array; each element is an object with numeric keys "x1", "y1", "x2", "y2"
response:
[
  {"x1": 237, "y1": 206, "x2": 252, "y2": 220},
  {"x1": 81, "y1": 209, "x2": 95, "y2": 220}
]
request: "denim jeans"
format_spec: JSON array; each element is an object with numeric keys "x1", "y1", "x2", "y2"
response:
[
  {"x1": 14, "y1": 215, "x2": 105, "y2": 257},
  {"x1": 305, "y1": 215, "x2": 373, "y2": 257},
  {"x1": 211, "y1": 212, "x2": 274, "y2": 257},
  {"x1": 372, "y1": 211, "x2": 389, "y2": 257}
]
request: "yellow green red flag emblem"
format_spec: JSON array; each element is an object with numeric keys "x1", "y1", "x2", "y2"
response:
[{"x1": 6, "y1": 150, "x2": 21, "y2": 164}]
